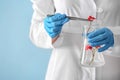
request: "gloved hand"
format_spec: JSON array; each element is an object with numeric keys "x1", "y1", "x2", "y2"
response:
[
  {"x1": 87, "y1": 27, "x2": 114, "y2": 52},
  {"x1": 44, "y1": 13, "x2": 69, "y2": 38}
]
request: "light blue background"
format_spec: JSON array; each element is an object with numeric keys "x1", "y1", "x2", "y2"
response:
[{"x1": 0, "y1": 0, "x2": 51, "y2": 80}]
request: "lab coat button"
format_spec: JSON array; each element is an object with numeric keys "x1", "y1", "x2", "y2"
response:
[{"x1": 97, "y1": 8, "x2": 104, "y2": 13}]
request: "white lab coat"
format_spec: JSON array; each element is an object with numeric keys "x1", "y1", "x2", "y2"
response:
[{"x1": 29, "y1": 0, "x2": 120, "y2": 80}]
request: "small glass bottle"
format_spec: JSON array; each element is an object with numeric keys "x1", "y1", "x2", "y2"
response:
[{"x1": 80, "y1": 18, "x2": 105, "y2": 67}]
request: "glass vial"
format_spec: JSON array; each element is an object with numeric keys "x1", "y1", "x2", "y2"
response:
[{"x1": 80, "y1": 22, "x2": 105, "y2": 67}]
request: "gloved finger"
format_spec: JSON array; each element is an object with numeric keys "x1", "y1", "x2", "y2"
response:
[
  {"x1": 88, "y1": 32, "x2": 108, "y2": 42},
  {"x1": 87, "y1": 28, "x2": 106, "y2": 38},
  {"x1": 62, "y1": 17, "x2": 69, "y2": 24},
  {"x1": 48, "y1": 13, "x2": 67, "y2": 22},
  {"x1": 44, "y1": 22, "x2": 62, "y2": 32},
  {"x1": 52, "y1": 26, "x2": 62, "y2": 32},
  {"x1": 49, "y1": 30, "x2": 61, "y2": 38},
  {"x1": 44, "y1": 19, "x2": 62, "y2": 28},
  {"x1": 98, "y1": 43, "x2": 110, "y2": 52},
  {"x1": 44, "y1": 20, "x2": 53, "y2": 28},
  {"x1": 44, "y1": 23, "x2": 52, "y2": 33},
  {"x1": 44, "y1": 22, "x2": 55, "y2": 33},
  {"x1": 89, "y1": 38, "x2": 109, "y2": 47},
  {"x1": 45, "y1": 26, "x2": 61, "y2": 38},
  {"x1": 51, "y1": 18, "x2": 69, "y2": 26}
]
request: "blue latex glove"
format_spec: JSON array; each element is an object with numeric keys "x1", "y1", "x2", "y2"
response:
[
  {"x1": 87, "y1": 27, "x2": 114, "y2": 52},
  {"x1": 44, "y1": 13, "x2": 69, "y2": 38}
]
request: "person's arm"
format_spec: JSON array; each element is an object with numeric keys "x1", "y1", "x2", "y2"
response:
[{"x1": 29, "y1": 0, "x2": 56, "y2": 48}]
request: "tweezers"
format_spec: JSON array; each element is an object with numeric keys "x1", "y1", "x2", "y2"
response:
[
  {"x1": 47, "y1": 14, "x2": 88, "y2": 21},
  {"x1": 67, "y1": 16, "x2": 88, "y2": 21}
]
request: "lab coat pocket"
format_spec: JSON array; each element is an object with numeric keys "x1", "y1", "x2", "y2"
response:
[{"x1": 52, "y1": 33, "x2": 64, "y2": 48}]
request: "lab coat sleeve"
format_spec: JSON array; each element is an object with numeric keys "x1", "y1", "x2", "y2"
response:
[
  {"x1": 29, "y1": 0, "x2": 55, "y2": 48},
  {"x1": 103, "y1": 26, "x2": 120, "y2": 57}
]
